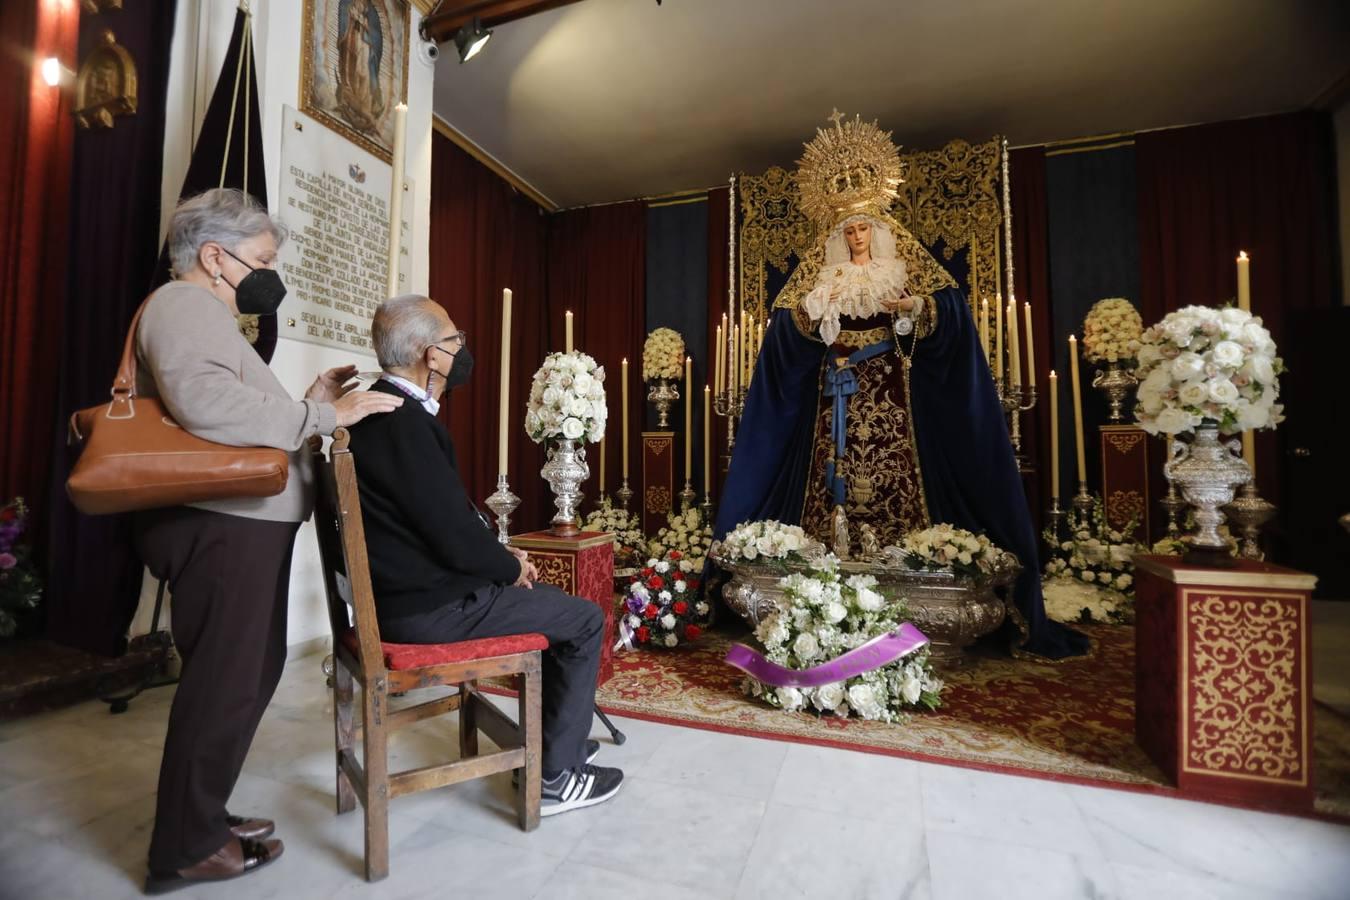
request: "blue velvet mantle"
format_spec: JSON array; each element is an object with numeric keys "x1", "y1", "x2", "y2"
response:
[{"x1": 714, "y1": 289, "x2": 1088, "y2": 659}]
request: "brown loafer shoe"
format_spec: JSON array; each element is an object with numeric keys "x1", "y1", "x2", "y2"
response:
[
  {"x1": 226, "y1": 814, "x2": 275, "y2": 841},
  {"x1": 144, "y1": 836, "x2": 283, "y2": 895}
]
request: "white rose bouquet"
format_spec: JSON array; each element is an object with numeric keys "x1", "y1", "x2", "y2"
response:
[
  {"x1": 745, "y1": 557, "x2": 943, "y2": 721},
  {"x1": 1133, "y1": 305, "x2": 1284, "y2": 436},
  {"x1": 620, "y1": 549, "x2": 708, "y2": 649},
  {"x1": 715, "y1": 520, "x2": 823, "y2": 570},
  {"x1": 1041, "y1": 497, "x2": 1143, "y2": 624},
  {"x1": 897, "y1": 524, "x2": 1002, "y2": 579},
  {"x1": 648, "y1": 507, "x2": 713, "y2": 571},
  {"x1": 583, "y1": 499, "x2": 645, "y2": 568},
  {"x1": 525, "y1": 351, "x2": 607, "y2": 445},
  {"x1": 1081, "y1": 297, "x2": 1144, "y2": 364},
  {"x1": 641, "y1": 328, "x2": 684, "y2": 382}
]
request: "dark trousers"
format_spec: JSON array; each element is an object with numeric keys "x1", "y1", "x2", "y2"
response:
[
  {"x1": 133, "y1": 507, "x2": 300, "y2": 872},
  {"x1": 379, "y1": 583, "x2": 604, "y2": 774}
]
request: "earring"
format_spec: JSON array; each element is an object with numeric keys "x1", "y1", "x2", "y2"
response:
[{"x1": 213, "y1": 272, "x2": 221, "y2": 286}]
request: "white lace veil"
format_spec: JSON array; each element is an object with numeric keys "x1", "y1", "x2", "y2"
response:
[{"x1": 823, "y1": 214, "x2": 897, "y2": 265}]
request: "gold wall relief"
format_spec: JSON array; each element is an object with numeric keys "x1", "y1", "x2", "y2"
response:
[
  {"x1": 75, "y1": 30, "x2": 137, "y2": 130},
  {"x1": 1183, "y1": 590, "x2": 1307, "y2": 785}
]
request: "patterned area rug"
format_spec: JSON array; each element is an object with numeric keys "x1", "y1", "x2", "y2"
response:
[{"x1": 593, "y1": 623, "x2": 1350, "y2": 821}]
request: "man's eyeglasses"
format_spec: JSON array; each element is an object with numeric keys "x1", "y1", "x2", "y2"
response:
[{"x1": 430, "y1": 331, "x2": 467, "y2": 352}]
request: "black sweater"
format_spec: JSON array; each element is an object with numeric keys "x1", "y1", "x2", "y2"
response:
[{"x1": 346, "y1": 381, "x2": 520, "y2": 623}]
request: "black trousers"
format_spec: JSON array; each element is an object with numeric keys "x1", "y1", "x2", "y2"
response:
[
  {"x1": 133, "y1": 506, "x2": 300, "y2": 872},
  {"x1": 379, "y1": 583, "x2": 604, "y2": 774}
]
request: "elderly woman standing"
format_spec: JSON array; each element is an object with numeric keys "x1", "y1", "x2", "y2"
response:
[{"x1": 133, "y1": 189, "x2": 401, "y2": 893}]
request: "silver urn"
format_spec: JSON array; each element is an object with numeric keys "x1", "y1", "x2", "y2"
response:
[
  {"x1": 646, "y1": 378, "x2": 679, "y2": 429},
  {"x1": 1164, "y1": 422, "x2": 1250, "y2": 559},
  {"x1": 541, "y1": 438, "x2": 589, "y2": 536},
  {"x1": 1091, "y1": 360, "x2": 1139, "y2": 423}
]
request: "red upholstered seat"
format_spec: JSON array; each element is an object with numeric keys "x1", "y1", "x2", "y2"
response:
[{"x1": 341, "y1": 629, "x2": 549, "y2": 671}]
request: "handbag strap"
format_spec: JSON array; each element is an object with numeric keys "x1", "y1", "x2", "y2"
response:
[{"x1": 108, "y1": 296, "x2": 155, "y2": 415}]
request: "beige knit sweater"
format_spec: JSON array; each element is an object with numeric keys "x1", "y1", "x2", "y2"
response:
[{"x1": 135, "y1": 281, "x2": 336, "y2": 523}]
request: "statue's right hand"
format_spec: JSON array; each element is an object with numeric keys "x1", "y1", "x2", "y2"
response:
[{"x1": 333, "y1": 391, "x2": 403, "y2": 427}]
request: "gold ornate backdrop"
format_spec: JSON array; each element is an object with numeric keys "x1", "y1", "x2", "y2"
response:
[{"x1": 736, "y1": 136, "x2": 1004, "y2": 341}]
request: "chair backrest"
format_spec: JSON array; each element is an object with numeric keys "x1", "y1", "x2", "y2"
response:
[{"x1": 313, "y1": 428, "x2": 385, "y2": 678}]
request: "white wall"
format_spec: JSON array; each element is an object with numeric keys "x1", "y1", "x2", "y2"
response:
[{"x1": 155, "y1": 0, "x2": 436, "y2": 649}]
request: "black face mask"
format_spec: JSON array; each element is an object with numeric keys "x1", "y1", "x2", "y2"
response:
[
  {"x1": 429, "y1": 344, "x2": 474, "y2": 392},
  {"x1": 221, "y1": 247, "x2": 287, "y2": 316}
]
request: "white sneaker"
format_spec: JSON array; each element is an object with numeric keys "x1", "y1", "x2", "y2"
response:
[{"x1": 539, "y1": 764, "x2": 624, "y2": 816}]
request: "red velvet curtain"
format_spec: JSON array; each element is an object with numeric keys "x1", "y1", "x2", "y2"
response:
[
  {"x1": 0, "y1": 0, "x2": 77, "y2": 521},
  {"x1": 1010, "y1": 147, "x2": 1053, "y2": 536},
  {"x1": 1136, "y1": 110, "x2": 1339, "y2": 506},
  {"x1": 545, "y1": 202, "x2": 646, "y2": 517},
  {"x1": 705, "y1": 186, "x2": 729, "y2": 499},
  {"x1": 428, "y1": 133, "x2": 552, "y2": 529}
]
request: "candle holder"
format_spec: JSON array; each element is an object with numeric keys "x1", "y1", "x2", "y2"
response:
[
  {"x1": 1045, "y1": 497, "x2": 1067, "y2": 546},
  {"x1": 1223, "y1": 483, "x2": 1276, "y2": 560},
  {"x1": 647, "y1": 378, "x2": 679, "y2": 429},
  {"x1": 485, "y1": 475, "x2": 520, "y2": 545},
  {"x1": 699, "y1": 495, "x2": 715, "y2": 524},
  {"x1": 995, "y1": 378, "x2": 1038, "y2": 469},
  {"x1": 678, "y1": 480, "x2": 696, "y2": 512},
  {"x1": 714, "y1": 384, "x2": 745, "y2": 458},
  {"x1": 615, "y1": 478, "x2": 633, "y2": 512},
  {"x1": 1160, "y1": 477, "x2": 1188, "y2": 535},
  {"x1": 1072, "y1": 481, "x2": 1094, "y2": 528}
]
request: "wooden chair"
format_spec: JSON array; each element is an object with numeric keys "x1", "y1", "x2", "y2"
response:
[{"x1": 312, "y1": 428, "x2": 545, "y2": 882}]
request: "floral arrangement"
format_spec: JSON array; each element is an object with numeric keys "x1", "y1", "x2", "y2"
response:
[
  {"x1": 745, "y1": 557, "x2": 943, "y2": 721},
  {"x1": 583, "y1": 499, "x2": 645, "y2": 568},
  {"x1": 897, "y1": 524, "x2": 1002, "y2": 579},
  {"x1": 716, "y1": 520, "x2": 819, "y2": 569},
  {"x1": 1041, "y1": 498, "x2": 1143, "y2": 624},
  {"x1": 0, "y1": 499, "x2": 43, "y2": 639},
  {"x1": 1134, "y1": 305, "x2": 1284, "y2": 436},
  {"x1": 1081, "y1": 297, "x2": 1144, "y2": 364},
  {"x1": 648, "y1": 507, "x2": 713, "y2": 571},
  {"x1": 525, "y1": 351, "x2": 607, "y2": 444},
  {"x1": 621, "y1": 550, "x2": 708, "y2": 648},
  {"x1": 641, "y1": 328, "x2": 685, "y2": 382}
]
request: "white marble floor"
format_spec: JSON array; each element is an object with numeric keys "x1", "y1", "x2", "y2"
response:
[{"x1": 2, "y1": 648, "x2": 1349, "y2": 900}]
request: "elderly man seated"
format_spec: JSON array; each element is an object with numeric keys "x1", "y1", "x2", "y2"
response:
[{"x1": 346, "y1": 294, "x2": 622, "y2": 816}]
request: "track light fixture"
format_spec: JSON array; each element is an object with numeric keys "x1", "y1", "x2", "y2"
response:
[{"x1": 453, "y1": 16, "x2": 492, "y2": 64}]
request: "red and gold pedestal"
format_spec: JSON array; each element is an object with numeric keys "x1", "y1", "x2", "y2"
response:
[
  {"x1": 641, "y1": 431, "x2": 675, "y2": 536},
  {"x1": 511, "y1": 530, "x2": 617, "y2": 685},
  {"x1": 1134, "y1": 555, "x2": 1317, "y2": 813},
  {"x1": 1099, "y1": 424, "x2": 1151, "y2": 541}
]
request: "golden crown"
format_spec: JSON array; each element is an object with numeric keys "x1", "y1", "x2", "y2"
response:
[{"x1": 795, "y1": 109, "x2": 903, "y2": 228}]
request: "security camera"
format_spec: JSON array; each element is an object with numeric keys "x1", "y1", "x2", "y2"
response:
[{"x1": 416, "y1": 39, "x2": 440, "y2": 66}]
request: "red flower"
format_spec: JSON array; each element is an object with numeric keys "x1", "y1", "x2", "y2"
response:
[
  {"x1": 684, "y1": 624, "x2": 701, "y2": 640},
  {"x1": 647, "y1": 575, "x2": 665, "y2": 590},
  {"x1": 687, "y1": 578, "x2": 701, "y2": 591},
  {"x1": 668, "y1": 550, "x2": 683, "y2": 560},
  {"x1": 643, "y1": 603, "x2": 660, "y2": 619},
  {"x1": 640, "y1": 567, "x2": 654, "y2": 579},
  {"x1": 672, "y1": 600, "x2": 689, "y2": 616},
  {"x1": 636, "y1": 626, "x2": 651, "y2": 643}
]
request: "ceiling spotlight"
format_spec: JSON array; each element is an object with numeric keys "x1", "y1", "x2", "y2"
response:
[{"x1": 454, "y1": 16, "x2": 492, "y2": 63}]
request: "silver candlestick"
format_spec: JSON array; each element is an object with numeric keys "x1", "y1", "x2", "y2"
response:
[
  {"x1": 485, "y1": 475, "x2": 520, "y2": 545},
  {"x1": 1045, "y1": 496, "x2": 1067, "y2": 546},
  {"x1": 1072, "y1": 481, "x2": 1094, "y2": 528},
  {"x1": 615, "y1": 477, "x2": 633, "y2": 512},
  {"x1": 678, "y1": 479, "x2": 696, "y2": 512},
  {"x1": 699, "y1": 495, "x2": 715, "y2": 524}
]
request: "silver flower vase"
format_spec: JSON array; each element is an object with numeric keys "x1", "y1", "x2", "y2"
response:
[
  {"x1": 1164, "y1": 422, "x2": 1250, "y2": 566},
  {"x1": 1091, "y1": 360, "x2": 1139, "y2": 423},
  {"x1": 542, "y1": 438, "x2": 589, "y2": 536},
  {"x1": 647, "y1": 378, "x2": 679, "y2": 429}
]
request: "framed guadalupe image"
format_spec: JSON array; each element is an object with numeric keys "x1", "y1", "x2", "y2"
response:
[{"x1": 300, "y1": 0, "x2": 410, "y2": 164}]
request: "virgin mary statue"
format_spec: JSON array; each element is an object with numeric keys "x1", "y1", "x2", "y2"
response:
[{"x1": 715, "y1": 112, "x2": 1086, "y2": 660}]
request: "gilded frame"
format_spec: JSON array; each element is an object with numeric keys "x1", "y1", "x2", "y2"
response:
[{"x1": 300, "y1": 0, "x2": 411, "y2": 164}]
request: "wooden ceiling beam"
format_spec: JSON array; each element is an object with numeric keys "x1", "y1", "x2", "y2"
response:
[{"x1": 420, "y1": 0, "x2": 586, "y2": 44}]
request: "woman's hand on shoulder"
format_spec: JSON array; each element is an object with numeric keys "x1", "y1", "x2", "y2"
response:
[
  {"x1": 306, "y1": 365, "x2": 360, "y2": 403},
  {"x1": 333, "y1": 390, "x2": 403, "y2": 427}
]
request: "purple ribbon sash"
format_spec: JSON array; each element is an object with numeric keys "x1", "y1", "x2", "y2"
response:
[{"x1": 725, "y1": 623, "x2": 929, "y2": 688}]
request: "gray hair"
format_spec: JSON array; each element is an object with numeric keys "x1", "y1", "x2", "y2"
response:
[
  {"x1": 373, "y1": 294, "x2": 444, "y2": 368},
  {"x1": 167, "y1": 188, "x2": 288, "y2": 277}
]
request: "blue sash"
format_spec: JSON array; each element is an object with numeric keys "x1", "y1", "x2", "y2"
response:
[{"x1": 821, "y1": 338, "x2": 894, "y2": 507}]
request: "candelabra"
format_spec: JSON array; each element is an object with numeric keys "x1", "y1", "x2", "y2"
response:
[
  {"x1": 713, "y1": 381, "x2": 746, "y2": 467},
  {"x1": 994, "y1": 377, "x2": 1038, "y2": 470},
  {"x1": 615, "y1": 477, "x2": 633, "y2": 512},
  {"x1": 484, "y1": 475, "x2": 520, "y2": 545}
]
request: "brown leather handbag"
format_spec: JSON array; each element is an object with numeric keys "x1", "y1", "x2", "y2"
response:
[{"x1": 66, "y1": 297, "x2": 289, "y2": 515}]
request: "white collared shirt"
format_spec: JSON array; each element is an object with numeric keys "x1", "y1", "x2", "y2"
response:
[{"x1": 379, "y1": 373, "x2": 440, "y2": 416}]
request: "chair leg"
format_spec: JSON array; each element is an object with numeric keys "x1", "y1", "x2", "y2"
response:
[
  {"x1": 517, "y1": 666, "x2": 542, "y2": 832},
  {"x1": 458, "y1": 681, "x2": 479, "y2": 759},
  {"x1": 333, "y1": 662, "x2": 357, "y2": 815},
  {"x1": 362, "y1": 678, "x2": 390, "y2": 882}
]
